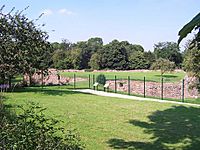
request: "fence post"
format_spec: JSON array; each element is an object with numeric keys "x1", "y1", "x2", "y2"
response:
[
  {"x1": 144, "y1": 76, "x2": 146, "y2": 98},
  {"x1": 161, "y1": 77, "x2": 163, "y2": 100},
  {"x1": 182, "y1": 79, "x2": 185, "y2": 102},
  {"x1": 128, "y1": 76, "x2": 130, "y2": 95},
  {"x1": 93, "y1": 75, "x2": 95, "y2": 84},
  {"x1": 89, "y1": 74, "x2": 91, "y2": 89},
  {"x1": 74, "y1": 74, "x2": 76, "y2": 89},
  {"x1": 93, "y1": 75, "x2": 95, "y2": 90},
  {"x1": 115, "y1": 75, "x2": 117, "y2": 93}
]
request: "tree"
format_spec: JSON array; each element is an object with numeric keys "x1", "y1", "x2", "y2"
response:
[
  {"x1": 75, "y1": 41, "x2": 90, "y2": 69},
  {"x1": 89, "y1": 53, "x2": 101, "y2": 70},
  {"x1": 144, "y1": 51, "x2": 156, "y2": 68},
  {"x1": 101, "y1": 40, "x2": 128, "y2": 70},
  {"x1": 129, "y1": 51, "x2": 149, "y2": 69},
  {"x1": 153, "y1": 42, "x2": 183, "y2": 67},
  {"x1": 150, "y1": 58, "x2": 175, "y2": 76},
  {"x1": 75, "y1": 37, "x2": 103, "y2": 69},
  {"x1": 178, "y1": 12, "x2": 200, "y2": 92},
  {"x1": 51, "y1": 40, "x2": 74, "y2": 69},
  {"x1": 52, "y1": 50, "x2": 72, "y2": 69},
  {"x1": 87, "y1": 37, "x2": 103, "y2": 53},
  {"x1": 71, "y1": 48, "x2": 82, "y2": 69},
  {"x1": 123, "y1": 42, "x2": 145, "y2": 58},
  {"x1": 178, "y1": 12, "x2": 200, "y2": 45},
  {"x1": 183, "y1": 47, "x2": 200, "y2": 77},
  {"x1": 0, "y1": 6, "x2": 52, "y2": 86}
]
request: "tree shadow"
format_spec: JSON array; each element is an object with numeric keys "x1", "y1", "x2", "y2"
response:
[
  {"x1": 155, "y1": 74, "x2": 178, "y2": 78},
  {"x1": 107, "y1": 106, "x2": 200, "y2": 150},
  {"x1": 10, "y1": 86, "x2": 84, "y2": 96}
]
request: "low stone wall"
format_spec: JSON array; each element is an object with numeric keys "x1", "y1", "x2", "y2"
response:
[
  {"x1": 107, "y1": 79, "x2": 199, "y2": 99},
  {"x1": 24, "y1": 69, "x2": 86, "y2": 86}
]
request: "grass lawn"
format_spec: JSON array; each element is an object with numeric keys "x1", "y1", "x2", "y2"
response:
[
  {"x1": 4, "y1": 86, "x2": 200, "y2": 149},
  {"x1": 60, "y1": 70, "x2": 186, "y2": 83}
]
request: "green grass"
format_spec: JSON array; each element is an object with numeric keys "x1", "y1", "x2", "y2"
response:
[
  {"x1": 4, "y1": 86, "x2": 200, "y2": 149},
  {"x1": 60, "y1": 70, "x2": 186, "y2": 83}
]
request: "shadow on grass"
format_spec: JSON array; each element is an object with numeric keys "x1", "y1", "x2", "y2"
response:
[
  {"x1": 11, "y1": 85, "x2": 87, "y2": 96},
  {"x1": 107, "y1": 106, "x2": 200, "y2": 150},
  {"x1": 155, "y1": 74, "x2": 178, "y2": 78}
]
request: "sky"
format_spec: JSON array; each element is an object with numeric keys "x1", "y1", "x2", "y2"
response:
[{"x1": 1, "y1": 0, "x2": 200, "y2": 51}]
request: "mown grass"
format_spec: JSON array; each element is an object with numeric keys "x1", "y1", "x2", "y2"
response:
[
  {"x1": 60, "y1": 70, "x2": 186, "y2": 83},
  {"x1": 4, "y1": 86, "x2": 200, "y2": 149},
  {"x1": 61, "y1": 80, "x2": 200, "y2": 104}
]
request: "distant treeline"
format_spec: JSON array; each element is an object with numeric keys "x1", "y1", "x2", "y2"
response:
[{"x1": 51, "y1": 38, "x2": 183, "y2": 70}]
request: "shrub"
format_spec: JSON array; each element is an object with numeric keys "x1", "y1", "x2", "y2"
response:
[
  {"x1": 0, "y1": 101, "x2": 84, "y2": 150},
  {"x1": 96, "y1": 74, "x2": 106, "y2": 85},
  {"x1": 84, "y1": 69, "x2": 94, "y2": 72}
]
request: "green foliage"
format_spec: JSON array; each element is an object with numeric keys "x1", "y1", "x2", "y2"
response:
[
  {"x1": 71, "y1": 48, "x2": 83, "y2": 69},
  {"x1": 96, "y1": 74, "x2": 106, "y2": 85},
  {"x1": 153, "y1": 42, "x2": 183, "y2": 67},
  {"x1": 89, "y1": 53, "x2": 101, "y2": 70},
  {"x1": 144, "y1": 51, "x2": 156, "y2": 68},
  {"x1": 183, "y1": 47, "x2": 200, "y2": 77},
  {"x1": 178, "y1": 12, "x2": 200, "y2": 44},
  {"x1": 84, "y1": 69, "x2": 94, "y2": 72},
  {"x1": 179, "y1": 12, "x2": 200, "y2": 92},
  {"x1": 51, "y1": 40, "x2": 74, "y2": 69},
  {"x1": 0, "y1": 101, "x2": 84, "y2": 150},
  {"x1": 0, "y1": 6, "x2": 53, "y2": 85},
  {"x1": 151, "y1": 58, "x2": 175, "y2": 76},
  {"x1": 52, "y1": 50, "x2": 72, "y2": 69},
  {"x1": 101, "y1": 40, "x2": 128, "y2": 70},
  {"x1": 183, "y1": 46, "x2": 200, "y2": 92},
  {"x1": 129, "y1": 51, "x2": 149, "y2": 69},
  {"x1": 51, "y1": 37, "x2": 103, "y2": 70},
  {"x1": 87, "y1": 37, "x2": 103, "y2": 53}
]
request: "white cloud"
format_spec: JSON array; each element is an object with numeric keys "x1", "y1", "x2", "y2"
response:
[
  {"x1": 58, "y1": 9, "x2": 74, "y2": 15},
  {"x1": 41, "y1": 9, "x2": 53, "y2": 16}
]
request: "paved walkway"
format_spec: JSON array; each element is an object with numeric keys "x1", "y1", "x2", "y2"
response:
[{"x1": 73, "y1": 89, "x2": 200, "y2": 107}]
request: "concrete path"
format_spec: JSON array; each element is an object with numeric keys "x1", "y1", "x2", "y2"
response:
[{"x1": 73, "y1": 89, "x2": 200, "y2": 107}]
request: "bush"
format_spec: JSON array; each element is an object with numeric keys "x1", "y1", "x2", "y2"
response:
[
  {"x1": 96, "y1": 74, "x2": 106, "y2": 85},
  {"x1": 0, "y1": 101, "x2": 84, "y2": 150},
  {"x1": 84, "y1": 69, "x2": 94, "y2": 72}
]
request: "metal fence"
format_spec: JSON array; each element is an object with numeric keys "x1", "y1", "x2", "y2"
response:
[{"x1": 72, "y1": 74, "x2": 188, "y2": 102}]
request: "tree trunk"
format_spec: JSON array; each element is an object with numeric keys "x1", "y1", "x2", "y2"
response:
[
  {"x1": 41, "y1": 70, "x2": 44, "y2": 88},
  {"x1": 8, "y1": 76, "x2": 12, "y2": 89},
  {"x1": 29, "y1": 74, "x2": 32, "y2": 86}
]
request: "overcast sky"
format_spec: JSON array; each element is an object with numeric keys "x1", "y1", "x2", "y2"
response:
[{"x1": 1, "y1": 0, "x2": 200, "y2": 51}]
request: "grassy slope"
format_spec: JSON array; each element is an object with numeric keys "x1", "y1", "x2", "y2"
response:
[
  {"x1": 60, "y1": 70, "x2": 186, "y2": 83},
  {"x1": 4, "y1": 86, "x2": 200, "y2": 150}
]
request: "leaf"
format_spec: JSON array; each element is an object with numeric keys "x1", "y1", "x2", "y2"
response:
[{"x1": 178, "y1": 12, "x2": 200, "y2": 44}]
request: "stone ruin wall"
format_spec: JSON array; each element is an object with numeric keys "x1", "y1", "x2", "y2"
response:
[
  {"x1": 24, "y1": 69, "x2": 199, "y2": 99},
  {"x1": 107, "y1": 78, "x2": 199, "y2": 99},
  {"x1": 24, "y1": 69, "x2": 86, "y2": 86}
]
